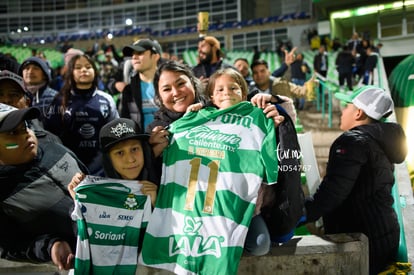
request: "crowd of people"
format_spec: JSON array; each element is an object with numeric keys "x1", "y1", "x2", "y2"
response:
[
  {"x1": 0, "y1": 31, "x2": 408, "y2": 275},
  {"x1": 305, "y1": 30, "x2": 381, "y2": 91}
]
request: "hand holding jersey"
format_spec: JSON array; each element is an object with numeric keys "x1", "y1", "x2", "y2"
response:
[
  {"x1": 139, "y1": 102, "x2": 278, "y2": 274},
  {"x1": 71, "y1": 176, "x2": 152, "y2": 275},
  {"x1": 139, "y1": 69, "x2": 279, "y2": 274}
]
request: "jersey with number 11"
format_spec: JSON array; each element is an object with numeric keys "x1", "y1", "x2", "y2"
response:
[{"x1": 140, "y1": 102, "x2": 278, "y2": 275}]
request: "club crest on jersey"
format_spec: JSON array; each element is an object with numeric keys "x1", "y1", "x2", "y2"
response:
[
  {"x1": 168, "y1": 216, "x2": 225, "y2": 258},
  {"x1": 124, "y1": 194, "x2": 139, "y2": 209},
  {"x1": 100, "y1": 104, "x2": 109, "y2": 118}
]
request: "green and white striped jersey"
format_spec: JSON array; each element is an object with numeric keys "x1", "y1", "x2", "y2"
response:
[
  {"x1": 72, "y1": 176, "x2": 152, "y2": 275},
  {"x1": 140, "y1": 102, "x2": 278, "y2": 275}
]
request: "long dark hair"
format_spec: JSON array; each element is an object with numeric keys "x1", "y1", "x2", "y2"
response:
[
  {"x1": 153, "y1": 60, "x2": 207, "y2": 109},
  {"x1": 60, "y1": 54, "x2": 99, "y2": 117}
]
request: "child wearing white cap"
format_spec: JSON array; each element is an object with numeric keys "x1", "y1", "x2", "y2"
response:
[{"x1": 304, "y1": 85, "x2": 407, "y2": 274}]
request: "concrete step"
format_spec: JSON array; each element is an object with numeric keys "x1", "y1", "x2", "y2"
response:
[{"x1": 297, "y1": 103, "x2": 342, "y2": 134}]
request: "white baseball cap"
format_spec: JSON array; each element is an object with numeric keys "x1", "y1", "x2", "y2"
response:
[{"x1": 335, "y1": 85, "x2": 394, "y2": 121}]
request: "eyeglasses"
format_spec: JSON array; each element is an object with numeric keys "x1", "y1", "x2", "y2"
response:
[{"x1": 2, "y1": 121, "x2": 29, "y2": 136}]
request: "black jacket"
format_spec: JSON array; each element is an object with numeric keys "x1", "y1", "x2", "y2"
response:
[
  {"x1": 364, "y1": 54, "x2": 378, "y2": 72},
  {"x1": 192, "y1": 59, "x2": 233, "y2": 79},
  {"x1": 313, "y1": 52, "x2": 329, "y2": 75},
  {"x1": 121, "y1": 74, "x2": 145, "y2": 131},
  {"x1": 335, "y1": 50, "x2": 355, "y2": 74},
  {"x1": 305, "y1": 122, "x2": 407, "y2": 274},
  {"x1": 0, "y1": 142, "x2": 88, "y2": 263},
  {"x1": 271, "y1": 62, "x2": 289, "y2": 78}
]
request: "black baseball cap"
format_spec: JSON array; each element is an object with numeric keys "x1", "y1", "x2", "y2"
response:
[
  {"x1": 99, "y1": 118, "x2": 149, "y2": 151},
  {"x1": 122, "y1": 39, "x2": 162, "y2": 57}
]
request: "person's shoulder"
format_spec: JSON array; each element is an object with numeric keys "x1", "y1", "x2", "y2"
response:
[
  {"x1": 192, "y1": 63, "x2": 202, "y2": 69},
  {"x1": 122, "y1": 82, "x2": 133, "y2": 93},
  {"x1": 126, "y1": 73, "x2": 141, "y2": 88},
  {"x1": 43, "y1": 86, "x2": 58, "y2": 96},
  {"x1": 335, "y1": 129, "x2": 370, "y2": 147},
  {"x1": 48, "y1": 91, "x2": 63, "y2": 103},
  {"x1": 220, "y1": 61, "x2": 235, "y2": 70},
  {"x1": 39, "y1": 87, "x2": 58, "y2": 102},
  {"x1": 38, "y1": 142, "x2": 89, "y2": 173},
  {"x1": 95, "y1": 89, "x2": 116, "y2": 102},
  {"x1": 271, "y1": 76, "x2": 282, "y2": 84},
  {"x1": 39, "y1": 140, "x2": 68, "y2": 152},
  {"x1": 31, "y1": 121, "x2": 62, "y2": 143},
  {"x1": 40, "y1": 140, "x2": 87, "y2": 162},
  {"x1": 38, "y1": 141, "x2": 73, "y2": 161},
  {"x1": 325, "y1": 130, "x2": 371, "y2": 162}
]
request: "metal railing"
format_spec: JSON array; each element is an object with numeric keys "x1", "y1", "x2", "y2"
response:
[
  {"x1": 375, "y1": 54, "x2": 410, "y2": 263},
  {"x1": 313, "y1": 73, "x2": 338, "y2": 128}
]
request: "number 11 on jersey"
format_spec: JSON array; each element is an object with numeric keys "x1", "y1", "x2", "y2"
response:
[{"x1": 184, "y1": 158, "x2": 220, "y2": 214}]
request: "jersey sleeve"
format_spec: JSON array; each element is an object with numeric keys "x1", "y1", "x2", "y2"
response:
[{"x1": 260, "y1": 118, "x2": 278, "y2": 185}]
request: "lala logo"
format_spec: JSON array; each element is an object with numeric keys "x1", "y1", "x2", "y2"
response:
[{"x1": 168, "y1": 216, "x2": 224, "y2": 258}]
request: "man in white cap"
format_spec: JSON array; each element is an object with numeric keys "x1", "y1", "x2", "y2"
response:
[
  {"x1": 303, "y1": 85, "x2": 407, "y2": 275},
  {"x1": 0, "y1": 103, "x2": 88, "y2": 270}
]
